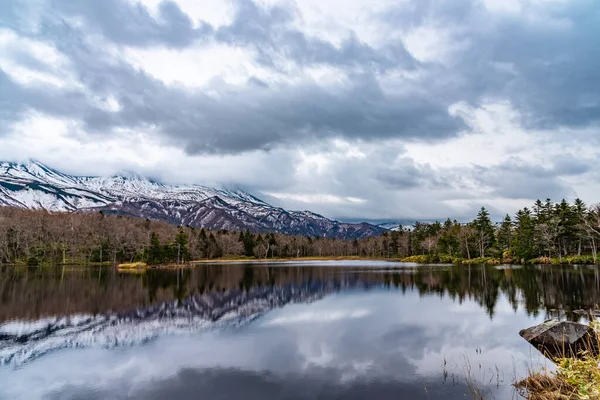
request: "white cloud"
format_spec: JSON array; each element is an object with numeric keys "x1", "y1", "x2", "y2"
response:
[
  {"x1": 124, "y1": 43, "x2": 265, "y2": 87},
  {"x1": 403, "y1": 25, "x2": 470, "y2": 65},
  {"x1": 265, "y1": 192, "x2": 367, "y2": 205},
  {"x1": 1, "y1": 0, "x2": 599, "y2": 222},
  {"x1": 0, "y1": 29, "x2": 79, "y2": 88},
  {"x1": 405, "y1": 101, "x2": 532, "y2": 168},
  {"x1": 264, "y1": 309, "x2": 371, "y2": 326}
]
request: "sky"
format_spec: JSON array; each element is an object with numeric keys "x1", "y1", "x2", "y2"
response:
[{"x1": 0, "y1": 0, "x2": 599, "y2": 221}]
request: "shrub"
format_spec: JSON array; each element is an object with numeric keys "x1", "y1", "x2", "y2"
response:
[
  {"x1": 565, "y1": 255, "x2": 596, "y2": 265},
  {"x1": 401, "y1": 255, "x2": 429, "y2": 263},
  {"x1": 462, "y1": 257, "x2": 502, "y2": 265},
  {"x1": 27, "y1": 257, "x2": 39, "y2": 266},
  {"x1": 437, "y1": 254, "x2": 455, "y2": 263},
  {"x1": 529, "y1": 256, "x2": 553, "y2": 265}
]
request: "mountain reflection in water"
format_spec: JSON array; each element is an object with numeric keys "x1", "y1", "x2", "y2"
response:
[{"x1": 1, "y1": 261, "x2": 600, "y2": 399}]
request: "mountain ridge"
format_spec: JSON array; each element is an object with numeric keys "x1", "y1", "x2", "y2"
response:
[{"x1": 0, "y1": 160, "x2": 386, "y2": 239}]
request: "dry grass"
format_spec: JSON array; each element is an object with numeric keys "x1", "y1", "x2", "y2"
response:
[
  {"x1": 516, "y1": 361, "x2": 600, "y2": 399},
  {"x1": 462, "y1": 356, "x2": 489, "y2": 400},
  {"x1": 117, "y1": 262, "x2": 148, "y2": 269},
  {"x1": 515, "y1": 322, "x2": 600, "y2": 399}
]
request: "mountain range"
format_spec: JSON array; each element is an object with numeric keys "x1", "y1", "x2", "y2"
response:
[{"x1": 0, "y1": 161, "x2": 386, "y2": 239}]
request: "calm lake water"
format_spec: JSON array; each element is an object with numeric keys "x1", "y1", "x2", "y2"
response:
[{"x1": 1, "y1": 261, "x2": 600, "y2": 400}]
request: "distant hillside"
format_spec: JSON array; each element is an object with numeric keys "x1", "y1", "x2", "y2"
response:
[{"x1": 0, "y1": 161, "x2": 386, "y2": 239}]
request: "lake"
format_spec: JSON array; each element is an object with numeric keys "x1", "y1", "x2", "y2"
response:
[{"x1": 1, "y1": 261, "x2": 599, "y2": 399}]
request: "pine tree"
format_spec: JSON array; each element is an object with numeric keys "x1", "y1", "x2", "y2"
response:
[
  {"x1": 513, "y1": 208, "x2": 535, "y2": 262},
  {"x1": 472, "y1": 207, "x2": 495, "y2": 257},
  {"x1": 496, "y1": 214, "x2": 513, "y2": 253},
  {"x1": 147, "y1": 232, "x2": 162, "y2": 265},
  {"x1": 438, "y1": 218, "x2": 459, "y2": 256},
  {"x1": 197, "y1": 229, "x2": 209, "y2": 259},
  {"x1": 242, "y1": 230, "x2": 254, "y2": 257},
  {"x1": 175, "y1": 228, "x2": 190, "y2": 263},
  {"x1": 573, "y1": 198, "x2": 587, "y2": 256}
]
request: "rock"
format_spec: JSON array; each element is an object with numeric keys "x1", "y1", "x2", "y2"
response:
[
  {"x1": 519, "y1": 320, "x2": 599, "y2": 360},
  {"x1": 573, "y1": 309, "x2": 588, "y2": 315}
]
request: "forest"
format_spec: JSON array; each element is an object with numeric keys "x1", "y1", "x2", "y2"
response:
[{"x1": 1, "y1": 198, "x2": 600, "y2": 266}]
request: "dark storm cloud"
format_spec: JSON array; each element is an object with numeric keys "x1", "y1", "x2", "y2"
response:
[
  {"x1": 381, "y1": 0, "x2": 600, "y2": 130},
  {"x1": 216, "y1": 0, "x2": 418, "y2": 71},
  {"x1": 1, "y1": 0, "x2": 599, "y2": 158},
  {"x1": 376, "y1": 158, "x2": 452, "y2": 191},
  {"x1": 48, "y1": 0, "x2": 211, "y2": 47},
  {"x1": 0, "y1": 0, "x2": 465, "y2": 154},
  {"x1": 377, "y1": 168, "x2": 421, "y2": 189},
  {"x1": 552, "y1": 155, "x2": 592, "y2": 176},
  {"x1": 0, "y1": 68, "x2": 93, "y2": 132},
  {"x1": 0, "y1": 21, "x2": 463, "y2": 154}
]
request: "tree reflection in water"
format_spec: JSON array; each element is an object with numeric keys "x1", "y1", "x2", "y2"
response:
[{"x1": 1, "y1": 263, "x2": 599, "y2": 323}]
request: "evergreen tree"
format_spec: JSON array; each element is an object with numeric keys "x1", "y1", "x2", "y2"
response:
[
  {"x1": 197, "y1": 229, "x2": 209, "y2": 259},
  {"x1": 573, "y1": 198, "x2": 587, "y2": 256},
  {"x1": 267, "y1": 233, "x2": 278, "y2": 258},
  {"x1": 496, "y1": 215, "x2": 512, "y2": 253},
  {"x1": 472, "y1": 207, "x2": 495, "y2": 257},
  {"x1": 556, "y1": 199, "x2": 577, "y2": 258},
  {"x1": 513, "y1": 208, "x2": 535, "y2": 261},
  {"x1": 147, "y1": 232, "x2": 163, "y2": 265},
  {"x1": 389, "y1": 231, "x2": 399, "y2": 257},
  {"x1": 175, "y1": 228, "x2": 190, "y2": 263},
  {"x1": 438, "y1": 218, "x2": 460, "y2": 256},
  {"x1": 242, "y1": 230, "x2": 255, "y2": 257}
]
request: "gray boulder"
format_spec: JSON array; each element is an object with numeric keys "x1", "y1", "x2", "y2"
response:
[{"x1": 519, "y1": 320, "x2": 599, "y2": 360}]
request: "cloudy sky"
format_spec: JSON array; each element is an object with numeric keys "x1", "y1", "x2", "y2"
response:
[{"x1": 1, "y1": 0, "x2": 599, "y2": 221}]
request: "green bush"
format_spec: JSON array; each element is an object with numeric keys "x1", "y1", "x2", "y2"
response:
[
  {"x1": 27, "y1": 257, "x2": 39, "y2": 266},
  {"x1": 437, "y1": 254, "x2": 455, "y2": 264},
  {"x1": 565, "y1": 255, "x2": 596, "y2": 265},
  {"x1": 529, "y1": 255, "x2": 598, "y2": 265}
]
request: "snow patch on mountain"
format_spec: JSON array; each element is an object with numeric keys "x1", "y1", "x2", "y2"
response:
[{"x1": 0, "y1": 160, "x2": 387, "y2": 239}]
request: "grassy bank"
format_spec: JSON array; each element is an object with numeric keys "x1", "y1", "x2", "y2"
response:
[
  {"x1": 191, "y1": 254, "x2": 511, "y2": 264},
  {"x1": 192, "y1": 255, "x2": 377, "y2": 263},
  {"x1": 515, "y1": 322, "x2": 600, "y2": 399},
  {"x1": 179, "y1": 254, "x2": 600, "y2": 266},
  {"x1": 6, "y1": 255, "x2": 600, "y2": 269}
]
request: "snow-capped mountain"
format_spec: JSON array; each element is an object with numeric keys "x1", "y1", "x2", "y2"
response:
[{"x1": 0, "y1": 161, "x2": 386, "y2": 239}]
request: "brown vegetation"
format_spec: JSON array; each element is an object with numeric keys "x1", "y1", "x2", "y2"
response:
[
  {"x1": 515, "y1": 322, "x2": 600, "y2": 399},
  {"x1": 2, "y1": 197, "x2": 600, "y2": 267}
]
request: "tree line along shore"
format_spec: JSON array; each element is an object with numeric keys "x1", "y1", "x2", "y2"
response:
[{"x1": 1, "y1": 198, "x2": 600, "y2": 267}]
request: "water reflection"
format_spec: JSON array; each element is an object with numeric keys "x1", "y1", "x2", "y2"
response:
[
  {"x1": 2, "y1": 262, "x2": 599, "y2": 322},
  {"x1": 1, "y1": 261, "x2": 599, "y2": 399}
]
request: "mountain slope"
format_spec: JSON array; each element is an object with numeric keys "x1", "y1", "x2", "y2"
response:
[{"x1": 0, "y1": 161, "x2": 386, "y2": 239}]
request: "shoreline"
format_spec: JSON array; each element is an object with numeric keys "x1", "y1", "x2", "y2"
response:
[{"x1": 190, "y1": 256, "x2": 398, "y2": 264}]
